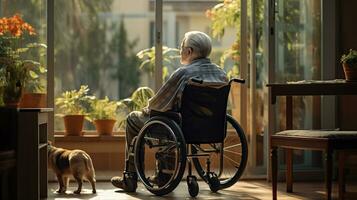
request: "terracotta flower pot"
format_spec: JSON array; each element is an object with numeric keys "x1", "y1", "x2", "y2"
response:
[
  {"x1": 343, "y1": 63, "x2": 357, "y2": 81},
  {"x1": 94, "y1": 119, "x2": 116, "y2": 136},
  {"x1": 63, "y1": 115, "x2": 85, "y2": 136},
  {"x1": 20, "y1": 93, "x2": 47, "y2": 108}
]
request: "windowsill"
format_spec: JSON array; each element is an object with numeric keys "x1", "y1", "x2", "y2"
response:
[
  {"x1": 55, "y1": 134, "x2": 125, "y2": 142},
  {"x1": 54, "y1": 130, "x2": 126, "y2": 142}
]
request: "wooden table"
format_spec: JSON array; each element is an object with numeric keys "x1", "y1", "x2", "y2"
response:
[{"x1": 267, "y1": 80, "x2": 357, "y2": 200}]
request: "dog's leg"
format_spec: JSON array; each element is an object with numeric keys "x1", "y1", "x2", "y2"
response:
[
  {"x1": 73, "y1": 175, "x2": 82, "y2": 194},
  {"x1": 87, "y1": 175, "x2": 96, "y2": 194},
  {"x1": 56, "y1": 174, "x2": 65, "y2": 193},
  {"x1": 63, "y1": 176, "x2": 69, "y2": 193}
]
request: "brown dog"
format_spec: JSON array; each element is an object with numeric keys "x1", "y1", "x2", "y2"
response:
[{"x1": 48, "y1": 143, "x2": 96, "y2": 194}]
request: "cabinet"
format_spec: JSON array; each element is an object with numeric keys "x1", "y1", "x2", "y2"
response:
[{"x1": 0, "y1": 108, "x2": 52, "y2": 200}]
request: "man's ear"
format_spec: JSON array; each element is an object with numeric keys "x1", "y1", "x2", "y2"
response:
[{"x1": 187, "y1": 47, "x2": 193, "y2": 55}]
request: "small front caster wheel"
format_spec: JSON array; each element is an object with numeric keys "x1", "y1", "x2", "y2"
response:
[{"x1": 187, "y1": 175, "x2": 199, "y2": 197}]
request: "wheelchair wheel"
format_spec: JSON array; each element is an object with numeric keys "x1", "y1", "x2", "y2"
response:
[
  {"x1": 134, "y1": 116, "x2": 187, "y2": 196},
  {"x1": 192, "y1": 114, "x2": 248, "y2": 190}
]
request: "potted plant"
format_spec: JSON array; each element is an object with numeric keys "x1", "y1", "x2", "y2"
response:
[
  {"x1": 116, "y1": 87, "x2": 154, "y2": 130},
  {"x1": 55, "y1": 85, "x2": 93, "y2": 136},
  {"x1": 87, "y1": 97, "x2": 118, "y2": 136},
  {"x1": 341, "y1": 49, "x2": 357, "y2": 81},
  {"x1": 0, "y1": 14, "x2": 41, "y2": 107},
  {"x1": 19, "y1": 43, "x2": 47, "y2": 108}
]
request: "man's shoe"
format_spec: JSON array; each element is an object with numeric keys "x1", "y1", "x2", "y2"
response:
[
  {"x1": 111, "y1": 173, "x2": 137, "y2": 192},
  {"x1": 148, "y1": 171, "x2": 172, "y2": 187}
]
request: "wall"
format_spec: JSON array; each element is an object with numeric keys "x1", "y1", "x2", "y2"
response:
[
  {"x1": 337, "y1": 0, "x2": 357, "y2": 180},
  {"x1": 338, "y1": 0, "x2": 357, "y2": 130}
]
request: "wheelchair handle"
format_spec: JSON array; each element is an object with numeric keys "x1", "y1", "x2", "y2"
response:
[{"x1": 229, "y1": 78, "x2": 245, "y2": 85}]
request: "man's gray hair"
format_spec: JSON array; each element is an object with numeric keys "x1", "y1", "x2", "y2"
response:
[{"x1": 183, "y1": 31, "x2": 212, "y2": 58}]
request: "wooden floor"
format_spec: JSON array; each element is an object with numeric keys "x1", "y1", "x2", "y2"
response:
[{"x1": 47, "y1": 180, "x2": 357, "y2": 200}]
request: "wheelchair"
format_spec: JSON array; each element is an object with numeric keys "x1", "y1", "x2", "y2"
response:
[{"x1": 128, "y1": 78, "x2": 248, "y2": 197}]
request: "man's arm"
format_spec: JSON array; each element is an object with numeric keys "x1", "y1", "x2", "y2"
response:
[{"x1": 147, "y1": 68, "x2": 186, "y2": 112}]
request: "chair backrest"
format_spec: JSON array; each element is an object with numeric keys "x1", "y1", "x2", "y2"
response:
[{"x1": 180, "y1": 82, "x2": 231, "y2": 144}]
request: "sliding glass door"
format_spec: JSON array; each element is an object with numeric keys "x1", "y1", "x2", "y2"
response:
[{"x1": 268, "y1": 0, "x2": 328, "y2": 173}]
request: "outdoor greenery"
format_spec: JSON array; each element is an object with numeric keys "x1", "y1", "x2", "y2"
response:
[
  {"x1": 206, "y1": 0, "x2": 240, "y2": 78},
  {"x1": 109, "y1": 19, "x2": 140, "y2": 99},
  {"x1": 55, "y1": 85, "x2": 94, "y2": 116},
  {"x1": 137, "y1": 46, "x2": 180, "y2": 82},
  {"x1": 341, "y1": 49, "x2": 357, "y2": 67},
  {"x1": 52, "y1": 0, "x2": 140, "y2": 99},
  {"x1": 87, "y1": 97, "x2": 118, "y2": 122}
]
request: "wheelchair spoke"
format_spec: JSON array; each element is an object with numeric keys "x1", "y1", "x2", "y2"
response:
[
  {"x1": 223, "y1": 154, "x2": 241, "y2": 167},
  {"x1": 224, "y1": 136, "x2": 239, "y2": 145},
  {"x1": 223, "y1": 143, "x2": 242, "y2": 150},
  {"x1": 223, "y1": 149, "x2": 242, "y2": 156}
]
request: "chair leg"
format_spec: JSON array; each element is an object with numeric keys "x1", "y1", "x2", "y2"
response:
[
  {"x1": 325, "y1": 149, "x2": 333, "y2": 200},
  {"x1": 338, "y1": 151, "x2": 346, "y2": 200},
  {"x1": 286, "y1": 149, "x2": 293, "y2": 193},
  {"x1": 271, "y1": 147, "x2": 278, "y2": 200}
]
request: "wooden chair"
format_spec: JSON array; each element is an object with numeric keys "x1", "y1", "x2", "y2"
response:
[{"x1": 271, "y1": 130, "x2": 357, "y2": 200}]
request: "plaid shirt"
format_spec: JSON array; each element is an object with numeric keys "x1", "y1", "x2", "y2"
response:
[{"x1": 148, "y1": 58, "x2": 228, "y2": 112}]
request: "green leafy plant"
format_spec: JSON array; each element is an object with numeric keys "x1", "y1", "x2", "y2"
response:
[
  {"x1": 55, "y1": 85, "x2": 94, "y2": 116},
  {"x1": 136, "y1": 46, "x2": 180, "y2": 82},
  {"x1": 341, "y1": 49, "x2": 357, "y2": 67},
  {"x1": 116, "y1": 87, "x2": 155, "y2": 130},
  {"x1": 206, "y1": 0, "x2": 240, "y2": 78},
  {"x1": 21, "y1": 43, "x2": 47, "y2": 93},
  {"x1": 0, "y1": 14, "x2": 47, "y2": 104},
  {"x1": 87, "y1": 97, "x2": 118, "y2": 122}
]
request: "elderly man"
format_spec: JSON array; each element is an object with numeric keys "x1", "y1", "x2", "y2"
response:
[{"x1": 111, "y1": 31, "x2": 228, "y2": 192}]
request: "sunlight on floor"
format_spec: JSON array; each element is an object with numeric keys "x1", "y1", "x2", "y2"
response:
[{"x1": 47, "y1": 180, "x2": 357, "y2": 200}]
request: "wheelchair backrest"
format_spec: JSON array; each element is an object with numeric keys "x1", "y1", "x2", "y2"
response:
[{"x1": 180, "y1": 82, "x2": 231, "y2": 144}]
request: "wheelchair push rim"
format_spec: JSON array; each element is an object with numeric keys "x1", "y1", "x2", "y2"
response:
[
  {"x1": 191, "y1": 114, "x2": 248, "y2": 190},
  {"x1": 134, "y1": 116, "x2": 187, "y2": 196}
]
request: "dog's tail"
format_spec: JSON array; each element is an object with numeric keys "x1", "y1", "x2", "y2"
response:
[{"x1": 83, "y1": 153, "x2": 96, "y2": 179}]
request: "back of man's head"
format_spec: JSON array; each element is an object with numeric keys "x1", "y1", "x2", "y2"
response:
[{"x1": 183, "y1": 31, "x2": 212, "y2": 58}]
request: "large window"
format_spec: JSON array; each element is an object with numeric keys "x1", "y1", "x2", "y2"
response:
[
  {"x1": 2, "y1": 0, "x2": 327, "y2": 177},
  {"x1": 53, "y1": 0, "x2": 241, "y2": 133},
  {"x1": 53, "y1": 0, "x2": 154, "y2": 131}
]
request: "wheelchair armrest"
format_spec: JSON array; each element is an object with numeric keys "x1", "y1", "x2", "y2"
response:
[
  {"x1": 150, "y1": 110, "x2": 182, "y2": 125},
  {"x1": 229, "y1": 78, "x2": 245, "y2": 85}
]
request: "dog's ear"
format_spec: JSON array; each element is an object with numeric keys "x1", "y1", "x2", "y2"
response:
[{"x1": 48, "y1": 140, "x2": 53, "y2": 146}]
